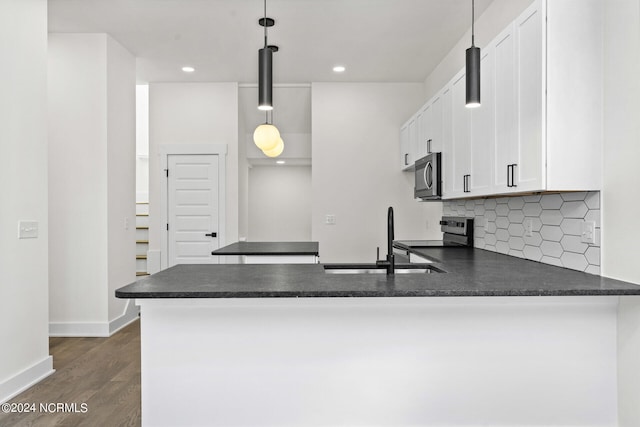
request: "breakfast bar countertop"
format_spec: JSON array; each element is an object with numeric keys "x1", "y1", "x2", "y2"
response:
[{"x1": 211, "y1": 241, "x2": 319, "y2": 256}]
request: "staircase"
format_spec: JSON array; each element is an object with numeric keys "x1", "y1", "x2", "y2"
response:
[{"x1": 136, "y1": 202, "x2": 149, "y2": 277}]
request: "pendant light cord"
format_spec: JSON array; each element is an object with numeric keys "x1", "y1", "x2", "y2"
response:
[
  {"x1": 264, "y1": 0, "x2": 268, "y2": 48},
  {"x1": 471, "y1": 0, "x2": 475, "y2": 47}
]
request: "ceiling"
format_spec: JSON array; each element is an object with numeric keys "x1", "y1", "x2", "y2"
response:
[{"x1": 48, "y1": 0, "x2": 492, "y2": 147}]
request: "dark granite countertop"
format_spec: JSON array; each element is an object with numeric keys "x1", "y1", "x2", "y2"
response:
[
  {"x1": 116, "y1": 247, "x2": 640, "y2": 299},
  {"x1": 211, "y1": 241, "x2": 319, "y2": 256}
]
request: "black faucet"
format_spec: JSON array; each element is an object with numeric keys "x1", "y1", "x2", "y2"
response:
[{"x1": 376, "y1": 206, "x2": 395, "y2": 275}]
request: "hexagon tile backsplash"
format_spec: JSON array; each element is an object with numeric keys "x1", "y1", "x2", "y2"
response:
[{"x1": 443, "y1": 192, "x2": 601, "y2": 275}]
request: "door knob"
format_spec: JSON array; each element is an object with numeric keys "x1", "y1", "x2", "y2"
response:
[{"x1": 205, "y1": 232, "x2": 217, "y2": 237}]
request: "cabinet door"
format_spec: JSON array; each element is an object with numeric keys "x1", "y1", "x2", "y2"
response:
[
  {"x1": 450, "y1": 70, "x2": 472, "y2": 197},
  {"x1": 407, "y1": 117, "x2": 417, "y2": 169},
  {"x1": 494, "y1": 24, "x2": 517, "y2": 192},
  {"x1": 441, "y1": 85, "x2": 454, "y2": 197},
  {"x1": 430, "y1": 92, "x2": 443, "y2": 153},
  {"x1": 400, "y1": 123, "x2": 411, "y2": 170},
  {"x1": 515, "y1": 2, "x2": 544, "y2": 191},
  {"x1": 418, "y1": 103, "x2": 432, "y2": 158},
  {"x1": 470, "y1": 47, "x2": 494, "y2": 196}
]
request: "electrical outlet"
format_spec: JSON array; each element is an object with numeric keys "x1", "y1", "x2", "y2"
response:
[
  {"x1": 581, "y1": 221, "x2": 595, "y2": 244},
  {"x1": 124, "y1": 217, "x2": 130, "y2": 230},
  {"x1": 18, "y1": 221, "x2": 38, "y2": 239},
  {"x1": 325, "y1": 214, "x2": 336, "y2": 225},
  {"x1": 524, "y1": 219, "x2": 533, "y2": 237}
]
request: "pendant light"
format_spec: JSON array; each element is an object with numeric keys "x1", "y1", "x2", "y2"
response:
[
  {"x1": 254, "y1": 111, "x2": 285, "y2": 157},
  {"x1": 254, "y1": 111, "x2": 280, "y2": 151},
  {"x1": 465, "y1": 0, "x2": 481, "y2": 108},
  {"x1": 258, "y1": 0, "x2": 277, "y2": 111},
  {"x1": 253, "y1": 0, "x2": 284, "y2": 157},
  {"x1": 263, "y1": 137, "x2": 284, "y2": 158}
]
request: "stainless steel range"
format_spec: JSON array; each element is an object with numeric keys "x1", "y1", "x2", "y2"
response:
[{"x1": 393, "y1": 216, "x2": 474, "y2": 261}]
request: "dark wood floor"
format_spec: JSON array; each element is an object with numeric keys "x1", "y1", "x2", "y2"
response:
[{"x1": 0, "y1": 320, "x2": 141, "y2": 427}]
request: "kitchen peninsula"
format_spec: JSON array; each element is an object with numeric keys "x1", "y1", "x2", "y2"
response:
[{"x1": 117, "y1": 248, "x2": 640, "y2": 426}]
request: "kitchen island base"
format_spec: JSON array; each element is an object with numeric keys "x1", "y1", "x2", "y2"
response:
[{"x1": 137, "y1": 296, "x2": 617, "y2": 427}]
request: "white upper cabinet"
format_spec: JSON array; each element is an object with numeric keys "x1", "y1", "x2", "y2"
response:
[
  {"x1": 417, "y1": 103, "x2": 431, "y2": 158},
  {"x1": 544, "y1": 0, "x2": 602, "y2": 191},
  {"x1": 445, "y1": 49, "x2": 494, "y2": 199},
  {"x1": 400, "y1": 88, "x2": 446, "y2": 172},
  {"x1": 493, "y1": 23, "x2": 517, "y2": 191},
  {"x1": 402, "y1": 0, "x2": 602, "y2": 197},
  {"x1": 430, "y1": 91, "x2": 444, "y2": 154},
  {"x1": 470, "y1": 47, "x2": 494, "y2": 196},
  {"x1": 400, "y1": 114, "x2": 418, "y2": 171},
  {"x1": 512, "y1": 2, "x2": 544, "y2": 193},
  {"x1": 400, "y1": 121, "x2": 411, "y2": 170},
  {"x1": 444, "y1": 0, "x2": 601, "y2": 198},
  {"x1": 447, "y1": 70, "x2": 472, "y2": 198}
]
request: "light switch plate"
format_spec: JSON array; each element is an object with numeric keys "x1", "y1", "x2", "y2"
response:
[
  {"x1": 581, "y1": 221, "x2": 595, "y2": 244},
  {"x1": 524, "y1": 219, "x2": 533, "y2": 237},
  {"x1": 18, "y1": 221, "x2": 38, "y2": 239},
  {"x1": 325, "y1": 214, "x2": 336, "y2": 225}
]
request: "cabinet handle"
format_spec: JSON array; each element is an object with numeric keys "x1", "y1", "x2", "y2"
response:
[
  {"x1": 427, "y1": 139, "x2": 432, "y2": 154},
  {"x1": 404, "y1": 153, "x2": 409, "y2": 166},
  {"x1": 507, "y1": 164, "x2": 518, "y2": 188},
  {"x1": 511, "y1": 164, "x2": 517, "y2": 188},
  {"x1": 205, "y1": 232, "x2": 217, "y2": 237},
  {"x1": 463, "y1": 174, "x2": 471, "y2": 193}
]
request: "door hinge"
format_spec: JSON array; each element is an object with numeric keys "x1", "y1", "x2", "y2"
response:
[
  {"x1": 166, "y1": 223, "x2": 169, "y2": 231},
  {"x1": 164, "y1": 169, "x2": 169, "y2": 177}
]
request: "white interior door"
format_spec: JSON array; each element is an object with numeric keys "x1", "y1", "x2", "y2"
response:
[{"x1": 167, "y1": 154, "x2": 220, "y2": 266}]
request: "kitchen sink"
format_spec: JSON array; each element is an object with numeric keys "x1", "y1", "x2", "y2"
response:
[{"x1": 323, "y1": 263, "x2": 443, "y2": 274}]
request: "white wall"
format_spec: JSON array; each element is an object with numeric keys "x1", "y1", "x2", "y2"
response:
[
  {"x1": 148, "y1": 83, "x2": 239, "y2": 254},
  {"x1": 48, "y1": 34, "x2": 109, "y2": 327},
  {"x1": 312, "y1": 83, "x2": 442, "y2": 263},
  {"x1": 0, "y1": 0, "x2": 52, "y2": 403},
  {"x1": 106, "y1": 36, "x2": 137, "y2": 324},
  {"x1": 238, "y1": 95, "x2": 249, "y2": 240},
  {"x1": 248, "y1": 166, "x2": 312, "y2": 241},
  {"x1": 48, "y1": 33, "x2": 136, "y2": 336},
  {"x1": 136, "y1": 85, "x2": 150, "y2": 202},
  {"x1": 424, "y1": 0, "x2": 534, "y2": 100},
  {"x1": 601, "y1": 1, "x2": 640, "y2": 425}
]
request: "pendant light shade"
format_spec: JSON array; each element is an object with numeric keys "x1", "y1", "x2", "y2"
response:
[
  {"x1": 258, "y1": 46, "x2": 273, "y2": 111},
  {"x1": 257, "y1": 0, "x2": 275, "y2": 111},
  {"x1": 263, "y1": 137, "x2": 284, "y2": 158},
  {"x1": 466, "y1": 46, "x2": 481, "y2": 108},
  {"x1": 465, "y1": 0, "x2": 481, "y2": 108},
  {"x1": 253, "y1": 123, "x2": 280, "y2": 151}
]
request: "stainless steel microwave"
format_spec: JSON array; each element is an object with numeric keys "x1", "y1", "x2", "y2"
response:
[{"x1": 414, "y1": 153, "x2": 441, "y2": 200}]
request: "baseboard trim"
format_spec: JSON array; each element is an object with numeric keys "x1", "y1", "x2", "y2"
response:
[
  {"x1": 0, "y1": 356, "x2": 54, "y2": 404},
  {"x1": 49, "y1": 322, "x2": 110, "y2": 337},
  {"x1": 49, "y1": 301, "x2": 140, "y2": 337},
  {"x1": 109, "y1": 300, "x2": 140, "y2": 335}
]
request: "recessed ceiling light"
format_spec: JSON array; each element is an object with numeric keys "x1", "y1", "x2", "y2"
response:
[
  {"x1": 333, "y1": 65, "x2": 346, "y2": 73},
  {"x1": 182, "y1": 66, "x2": 195, "y2": 73},
  {"x1": 276, "y1": 160, "x2": 286, "y2": 164}
]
